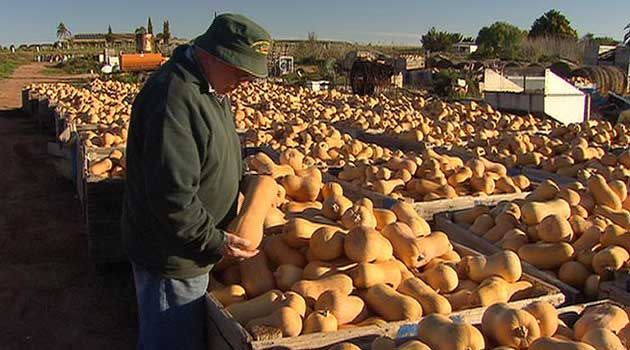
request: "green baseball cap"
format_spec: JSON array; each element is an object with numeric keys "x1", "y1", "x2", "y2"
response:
[{"x1": 194, "y1": 13, "x2": 271, "y2": 78}]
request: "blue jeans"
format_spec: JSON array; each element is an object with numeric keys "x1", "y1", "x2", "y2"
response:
[{"x1": 132, "y1": 263, "x2": 209, "y2": 350}]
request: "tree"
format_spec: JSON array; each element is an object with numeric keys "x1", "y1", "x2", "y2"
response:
[
  {"x1": 56, "y1": 22, "x2": 71, "y2": 41},
  {"x1": 476, "y1": 22, "x2": 526, "y2": 59},
  {"x1": 135, "y1": 26, "x2": 147, "y2": 35},
  {"x1": 582, "y1": 33, "x2": 619, "y2": 46},
  {"x1": 105, "y1": 25, "x2": 114, "y2": 44},
  {"x1": 147, "y1": 17, "x2": 153, "y2": 35},
  {"x1": 421, "y1": 27, "x2": 463, "y2": 52},
  {"x1": 163, "y1": 20, "x2": 171, "y2": 44},
  {"x1": 529, "y1": 9, "x2": 578, "y2": 40}
]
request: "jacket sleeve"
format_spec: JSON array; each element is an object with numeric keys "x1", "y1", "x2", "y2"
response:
[{"x1": 141, "y1": 103, "x2": 226, "y2": 261}]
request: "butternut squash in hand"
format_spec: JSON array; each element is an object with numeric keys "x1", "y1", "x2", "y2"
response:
[
  {"x1": 482, "y1": 303, "x2": 541, "y2": 349},
  {"x1": 314, "y1": 290, "x2": 368, "y2": 325},
  {"x1": 240, "y1": 251, "x2": 276, "y2": 297},
  {"x1": 457, "y1": 250, "x2": 522, "y2": 283},
  {"x1": 344, "y1": 226, "x2": 393, "y2": 263},
  {"x1": 246, "y1": 306, "x2": 303, "y2": 337},
  {"x1": 227, "y1": 175, "x2": 277, "y2": 248},
  {"x1": 365, "y1": 284, "x2": 422, "y2": 321},
  {"x1": 417, "y1": 314, "x2": 485, "y2": 350}
]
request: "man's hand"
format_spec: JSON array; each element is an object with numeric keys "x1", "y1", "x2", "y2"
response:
[{"x1": 221, "y1": 232, "x2": 259, "y2": 260}]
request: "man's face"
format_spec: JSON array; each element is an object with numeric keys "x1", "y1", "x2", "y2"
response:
[{"x1": 196, "y1": 48, "x2": 255, "y2": 94}]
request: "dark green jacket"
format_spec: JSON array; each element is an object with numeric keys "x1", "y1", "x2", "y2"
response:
[{"x1": 122, "y1": 45, "x2": 242, "y2": 279}]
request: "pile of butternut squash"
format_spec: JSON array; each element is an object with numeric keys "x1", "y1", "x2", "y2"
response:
[
  {"x1": 471, "y1": 131, "x2": 630, "y2": 183},
  {"x1": 209, "y1": 152, "x2": 540, "y2": 339},
  {"x1": 337, "y1": 150, "x2": 530, "y2": 202},
  {"x1": 241, "y1": 122, "x2": 394, "y2": 168},
  {"x1": 27, "y1": 79, "x2": 137, "y2": 147},
  {"x1": 88, "y1": 149, "x2": 126, "y2": 178},
  {"x1": 454, "y1": 177, "x2": 630, "y2": 296}
]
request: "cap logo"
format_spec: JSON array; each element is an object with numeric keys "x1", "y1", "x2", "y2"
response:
[{"x1": 251, "y1": 40, "x2": 270, "y2": 55}]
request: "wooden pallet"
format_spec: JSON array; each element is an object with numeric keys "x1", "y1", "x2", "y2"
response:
[
  {"x1": 434, "y1": 212, "x2": 581, "y2": 302},
  {"x1": 205, "y1": 245, "x2": 565, "y2": 350}
]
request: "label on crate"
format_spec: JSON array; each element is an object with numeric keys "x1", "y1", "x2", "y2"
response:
[{"x1": 396, "y1": 324, "x2": 419, "y2": 339}]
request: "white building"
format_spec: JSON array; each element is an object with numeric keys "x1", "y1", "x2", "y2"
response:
[{"x1": 453, "y1": 42, "x2": 478, "y2": 54}]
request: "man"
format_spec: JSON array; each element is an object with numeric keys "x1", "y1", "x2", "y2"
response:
[{"x1": 122, "y1": 14, "x2": 271, "y2": 350}]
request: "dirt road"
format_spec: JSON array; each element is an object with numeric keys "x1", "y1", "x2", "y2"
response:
[{"x1": 0, "y1": 63, "x2": 137, "y2": 349}]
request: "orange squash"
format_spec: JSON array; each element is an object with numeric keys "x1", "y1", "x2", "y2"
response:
[
  {"x1": 240, "y1": 251, "x2": 276, "y2": 297},
  {"x1": 344, "y1": 226, "x2": 393, "y2": 263},
  {"x1": 227, "y1": 175, "x2": 277, "y2": 248}
]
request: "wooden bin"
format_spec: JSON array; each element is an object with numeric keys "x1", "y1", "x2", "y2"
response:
[
  {"x1": 600, "y1": 281, "x2": 630, "y2": 305},
  {"x1": 205, "y1": 245, "x2": 565, "y2": 350},
  {"x1": 330, "y1": 175, "x2": 531, "y2": 221},
  {"x1": 434, "y1": 211, "x2": 581, "y2": 302},
  {"x1": 21, "y1": 88, "x2": 31, "y2": 115}
]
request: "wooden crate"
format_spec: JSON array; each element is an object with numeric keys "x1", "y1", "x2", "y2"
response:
[
  {"x1": 600, "y1": 281, "x2": 630, "y2": 305},
  {"x1": 520, "y1": 167, "x2": 578, "y2": 186},
  {"x1": 330, "y1": 175, "x2": 530, "y2": 221},
  {"x1": 205, "y1": 245, "x2": 565, "y2": 350},
  {"x1": 434, "y1": 212, "x2": 581, "y2": 302},
  {"x1": 21, "y1": 88, "x2": 31, "y2": 115}
]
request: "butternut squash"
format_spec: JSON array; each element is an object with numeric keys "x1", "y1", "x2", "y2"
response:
[
  {"x1": 221, "y1": 264, "x2": 241, "y2": 285},
  {"x1": 618, "y1": 324, "x2": 630, "y2": 349},
  {"x1": 558, "y1": 188, "x2": 581, "y2": 206},
  {"x1": 581, "y1": 328, "x2": 625, "y2": 350},
  {"x1": 601, "y1": 224, "x2": 630, "y2": 251},
  {"x1": 373, "y1": 178, "x2": 406, "y2": 195},
  {"x1": 321, "y1": 189, "x2": 353, "y2": 221},
  {"x1": 518, "y1": 242, "x2": 574, "y2": 269},
  {"x1": 283, "y1": 218, "x2": 341, "y2": 248},
  {"x1": 341, "y1": 199, "x2": 378, "y2": 230},
  {"x1": 264, "y1": 235, "x2": 307, "y2": 267},
  {"x1": 344, "y1": 226, "x2": 393, "y2": 263},
  {"x1": 210, "y1": 284, "x2": 247, "y2": 307},
  {"x1": 365, "y1": 284, "x2": 422, "y2": 321},
  {"x1": 584, "y1": 274, "x2": 601, "y2": 298},
  {"x1": 452, "y1": 206, "x2": 490, "y2": 226},
  {"x1": 309, "y1": 228, "x2": 345, "y2": 261},
  {"x1": 274, "y1": 265, "x2": 304, "y2": 291},
  {"x1": 264, "y1": 206, "x2": 287, "y2": 233},
  {"x1": 447, "y1": 166, "x2": 473, "y2": 187},
  {"x1": 512, "y1": 175, "x2": 531, "y2": 190},
  {"x1": 240, "y1": 251, "x2": 276, "y2": 297},
  {"x1": 303, "y1": 310, "x2": 338, "y2": 334},
  {"x1": 522, "y1": 301, "x2": 558, "y2": 337},
  {"x1": 417, "y1": 314, "x2": 485, "y2": 350},
  {"x1": 390, "y1": 202, "x2": 431, "y2": 236},
  {"x1": 227, "y1": 175, "x2": 277, "y2": 248},
  {"x1": 284, "y1": 200, "x2": 323, "y2": 213},
  {"x1": 473, "y1": 277, "x2": 532, "y2": 306},
  {"x1": 482, "y1": 213, "x2": 518, "y2": 242},
  {"x1": 348, "y1": 260, "x2": 402, "y2": 289},
  {"x1": 482, "y1": 303, "x2": 541, "y2": 349},
  {"x1": 397, "y1": 340, "x2": 431, "y2": 350},
  {"x1": 246, "y1": 306, "x2": 303, "y2": 337},
  {"x1": 279, "y1": 149, "x2": 304, "y2": 171},
  {"x1": 329, "y1": 343, "x2": 362, "y2": 350},
  {"x1": 226, "y1": 289, "x2": 283, "y2": 324},
  {"x1": 470, "y1": 175, "x2": 496, "y2": 194},
  {"x1": 381, "y1": 223, "x2": 451, "y2": 269},
  {"x1": 557, "y1": 261, "x2": 590, "y2": 289},
  {"x1": 470, "y1": 214, "x2": 495, "y2": 236},
  {"x1": 526, "y1": 180, "x2": 559, "y2": 202},
  {"x1": 593, "y1": 205, "x2": 630, "y2": 229},
  {"x1": 573, "y1": 303, "x2": 629, "y2": 340},
  {"x1": 588, "y1": 174, "x2": 622, "y2": 210},
  {"x1": 521, "y1": 198, "x2": 571, "y2": 225},
  {"x1": 457, "y1": 250, "x2": 522, "y2": 283},
  {"x1": 537, "y1": 214, "x2": 573, "y2": 243},
  {"x1": 496, "y1": 228, "x2": 529, "y2": 252},
  {"x1": 529, "y1": 337, "x2": 595, "y2": 350},
  {"x1": 90, "y1": 158, "x2": 112, "y2": 176},
  {"x1": 301, "y1": 260, "x2": 357, "y2": 280},
  {"x1": 572, "y1": 225, "x2": 603, "y2": 254},
  {"x1": 592, "y1": 245, "x2": 629, "y2": 277},
  {"x1": 314, "y1": 290, "x2": 368, "y2": 325},
  {"x1": 419, "y1": 263, "x2": 459, "y2": 293},
  {"x1": 397, "y1": 277, "x2": 452, "y2": 315},
  {"x1": 291, "y1": 274, "x2": 353, "y2": 305},
  {"x1": 282, "y1": 171, "x2": 322, "y2": 202},
  {"x1": 373, "y1": 208, "x2": 398, "y2": 230}
]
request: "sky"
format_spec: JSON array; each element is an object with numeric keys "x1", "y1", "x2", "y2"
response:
[{"x1": 1, "y1": 0, "x2": 629, "y2": 46}]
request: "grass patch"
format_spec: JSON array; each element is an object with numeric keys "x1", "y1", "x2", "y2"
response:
[
  {"x1": 44, "y1": 56, "x2": 101, "y2": 75},
  {"x1": 0, "y1": 53, "x2": 31, "y2": 80}
]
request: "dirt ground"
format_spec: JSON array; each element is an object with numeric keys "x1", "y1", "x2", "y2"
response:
[{"x1": 0, "y1": 63, "x2": 137, "y2": 349}]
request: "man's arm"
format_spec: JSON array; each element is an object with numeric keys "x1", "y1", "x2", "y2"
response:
[{"x1": 142, "y1": 105, "x2": 225, "y2": 261}]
